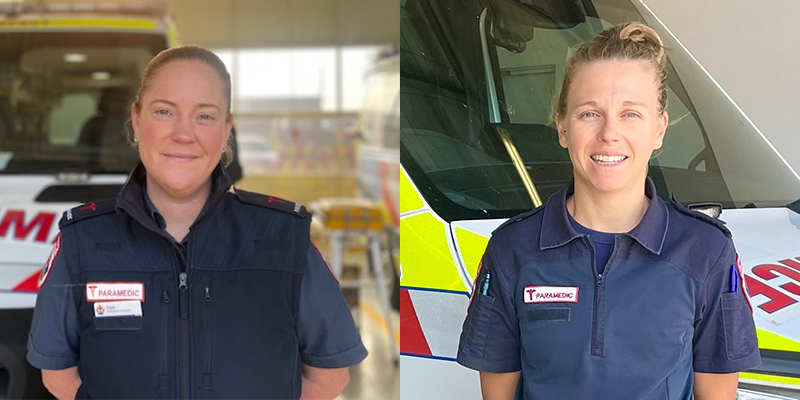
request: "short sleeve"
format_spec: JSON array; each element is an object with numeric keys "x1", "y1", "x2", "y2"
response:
[
  {"x1": 457, "y1": 243, "x2": 521, "y2": 373},
  {"x1": 27, "y1": 231, "x2": 81, "y2": 370},
  {"x1": 297, "y1": 244, "x2": 368, "y2": 368},
  {"x1": 693, "y1": 239, "x2": 761, "y2": 373}
]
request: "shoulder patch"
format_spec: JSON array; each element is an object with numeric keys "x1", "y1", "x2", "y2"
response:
[
  {"x1": 38, "y1": 233, "x2": 62, "y2": 288},
  {"x1": 669, "y1": 194, "x2": 731, "y2": 238},
  {"x1": 234, "y1": 188, "x2": 310, "y2": 218},
  {"x1": 492, "y1": 205, "x2": 545, "y2": 235},
  {"x1": 59, "y1": 199, "x2": 117, "y2": 229}
]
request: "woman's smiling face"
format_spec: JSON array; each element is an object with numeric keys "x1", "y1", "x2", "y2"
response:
[
  {"x1": 556, "y1": 59, "x2": 668, "y2": 196},
  {"x1": 131, "y1": 59, "x2": 232, "y2": 198}
]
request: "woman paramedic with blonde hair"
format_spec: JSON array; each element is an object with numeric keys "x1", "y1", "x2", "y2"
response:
[
  {"x1": 27, "y1": 45, "x2": 366, "y2": 399},
  {"x1": 457, "y1": 23, "x2": 760, "y2": 399}
]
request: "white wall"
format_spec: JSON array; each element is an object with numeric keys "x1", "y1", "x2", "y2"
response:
[{"x1": 643, "y1": 0, "x2": 800, "y2": 175}]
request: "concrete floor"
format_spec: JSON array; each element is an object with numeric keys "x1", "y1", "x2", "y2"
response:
[{"x1": 340, "y1": 285, "x2": 400, "y2": 400}]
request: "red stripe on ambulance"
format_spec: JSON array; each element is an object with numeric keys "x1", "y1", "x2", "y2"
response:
[{"x1": 400, "y1": 288, "x2": 432, "y2": 356}]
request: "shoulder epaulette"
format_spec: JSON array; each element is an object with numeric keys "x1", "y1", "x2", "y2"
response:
[
  {"x1": 492, "y1": 205, "x2": 545, "y2": 235},
  {"x1": 59, "y1": 198, "x2": 117, "y2": 229},
  {"x1": 669, "y1": 194, "x2": 731, "y2": 238},
  {"x1": 234, "y1": 188, "x2": 310, "y2": 219}
]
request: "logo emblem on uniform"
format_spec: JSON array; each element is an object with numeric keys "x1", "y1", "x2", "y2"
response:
[
  {"x1": 467, "y1": 259, "x2": 484, "y2": 309},
  {"x1": 268, "y1": 196, "x2": 286, "y2": 204},
  {"x1": 524, "y1": 286, "x2": 579, "y2": 304},
  {"x1": 38, "y1": 234, "x2": 62, "y2": 288},
  {"x1": 96, "y1": 304, "x2": 105, "y2": 315}
]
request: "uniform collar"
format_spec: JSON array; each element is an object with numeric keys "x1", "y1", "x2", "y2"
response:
[
  {"x1": 539, "y1": 176, "x2": 669, "y2": 255},
  {"x1": 116, "y1": 161, "x2": 233, "y2": 225}
]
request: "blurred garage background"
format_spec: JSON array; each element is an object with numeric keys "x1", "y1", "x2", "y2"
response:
[{"x1": 0, "y1": 0, "x2": 398, "y2": 399}]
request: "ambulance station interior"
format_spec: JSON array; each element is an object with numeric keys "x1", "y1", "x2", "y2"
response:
[{"x1": 0, "y1": 0, "x2": 399, "y2": 399}]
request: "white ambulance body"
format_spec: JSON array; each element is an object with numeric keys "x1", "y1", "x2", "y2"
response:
[
  {"x1": 399, "y1": 0, "x2": 800, "y2": 398},
  {"x1": 0, "y1": 4, "x2": 173, "y2": 397}
]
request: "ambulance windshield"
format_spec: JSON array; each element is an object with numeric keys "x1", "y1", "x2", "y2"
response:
[
  {"x1": 0, "y1": 32, "x2": 165, "y2": 174},
  {"x1": 400, "y1": 0, "x2": 800, "y2": 221}
]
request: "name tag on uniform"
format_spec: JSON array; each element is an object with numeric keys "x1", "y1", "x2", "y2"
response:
[
  {"x1": 86, "y1": 282, "x2": 145, "y2": 302},
  {"x1": 94, "y1": 300, "x2": 143, "y2": 318},
  {"x1": 524, "y1": 286, "x2": 579, "y2": 304}
]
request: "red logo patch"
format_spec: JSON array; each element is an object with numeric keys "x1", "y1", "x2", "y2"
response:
[
  {"x1": 467, "y1": 258, "x2": 484, "y2": 310},
  {"x1": 38, "y1": 234, "x2": 61, "y2": 288}
]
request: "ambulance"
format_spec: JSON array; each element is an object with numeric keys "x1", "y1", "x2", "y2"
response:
[
  {"x1": 398, "y1": 0, "x2": 800, "y2": 398},
  {"x1": 0, "y1": 3, "x2": 239, "y2": 398}
]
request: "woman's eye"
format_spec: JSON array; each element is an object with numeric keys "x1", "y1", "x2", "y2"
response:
[
  {"x1": 581, "y1": 111, "x2": 598, "y2": 118},
  {"x1": 198, "y1": 114, "x2": 215, "y2": 121},
  {"x1": 155, "y1": 109, "x2": 171, "y2": 116},
  {"x1": 624, "y1": 112, "x2": 641, "y2": 118}
]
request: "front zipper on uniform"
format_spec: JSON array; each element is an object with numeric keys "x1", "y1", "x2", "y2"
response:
[
  {"x1": 591, "y1": 271, "x2": 605, "y2": 356},
  {"x1": 202, "y1": 284, "x2": 212, "y2": 389},
  {"x1": 589, "y1": 236, "x2": 620, "y2": 356},
  {"x1": 587, "y1": 237, "x2": 604, "y2": 356},
  {"x1": 178, "y1": 268, "x2": 190, "y2": 399}
]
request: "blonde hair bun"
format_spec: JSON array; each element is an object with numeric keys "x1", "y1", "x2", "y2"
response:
[{"x1": 619, "y1": 23, "x2": 665, "y2": 60}]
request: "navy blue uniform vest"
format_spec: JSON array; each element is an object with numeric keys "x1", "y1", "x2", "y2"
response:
[{"x1": 62, "y1": 165, "x2": 312, "y2": 399}]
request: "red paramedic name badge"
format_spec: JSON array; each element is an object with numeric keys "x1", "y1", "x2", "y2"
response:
[
  {"x1": 85, "y1": 282, "x2": 145, "y2": 302},
  {"x1": 524, "y1": 286, "x2": 579, "y2": 304}
]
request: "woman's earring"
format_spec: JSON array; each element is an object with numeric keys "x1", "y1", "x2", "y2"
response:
[{"x1": 133, "y1": 137, "x2": 139, "y2": 142}]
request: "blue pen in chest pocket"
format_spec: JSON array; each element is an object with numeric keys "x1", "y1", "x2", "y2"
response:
[{"x1": 480, "y1": 269, "x2": 491, "y2": 296}]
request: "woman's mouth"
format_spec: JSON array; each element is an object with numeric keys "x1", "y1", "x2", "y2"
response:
[
  {"x1": 163, "y1": 153, "x2": 198, "y2": 161},
  {"x1": 590, "y1": 155, "x2": 628, "y2": 165}
]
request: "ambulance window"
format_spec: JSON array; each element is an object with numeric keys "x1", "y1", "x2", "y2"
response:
[
  {"x1": 49, "y1": 93, "x2": 96, "y2": 145},
  {"x1": 658, "y1": 87, "x2": 707, "y2": 171},
  {"x1": 499, "y1": 63, "x2": 555, "y2": 125},
  {"x1": 0, "y1": 32, "x2": 164, "y2": 174}
]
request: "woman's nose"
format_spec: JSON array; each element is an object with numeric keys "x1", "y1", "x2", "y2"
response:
[
  {"x1": 171, "y1": 115, "x2": 195, "y2": 143},
  {"x1": 597, "y1": 118, "x2": 620, "y2": 143}
]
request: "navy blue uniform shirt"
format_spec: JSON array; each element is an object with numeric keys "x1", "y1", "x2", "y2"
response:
[
  {"x1": 457, "y1": 177, "x2": 760, "y2": 399},
  {"x1": 27, "y1": 163, "x2": 367, "y2": 398}
]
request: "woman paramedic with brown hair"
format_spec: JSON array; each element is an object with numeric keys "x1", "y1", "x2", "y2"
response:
[
  {"x1": 27, "y1": 45, "x2": 367, "y2": 399},
  {"x1": 457, "y1": 23, "x2": 760, "y2": 399}
]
